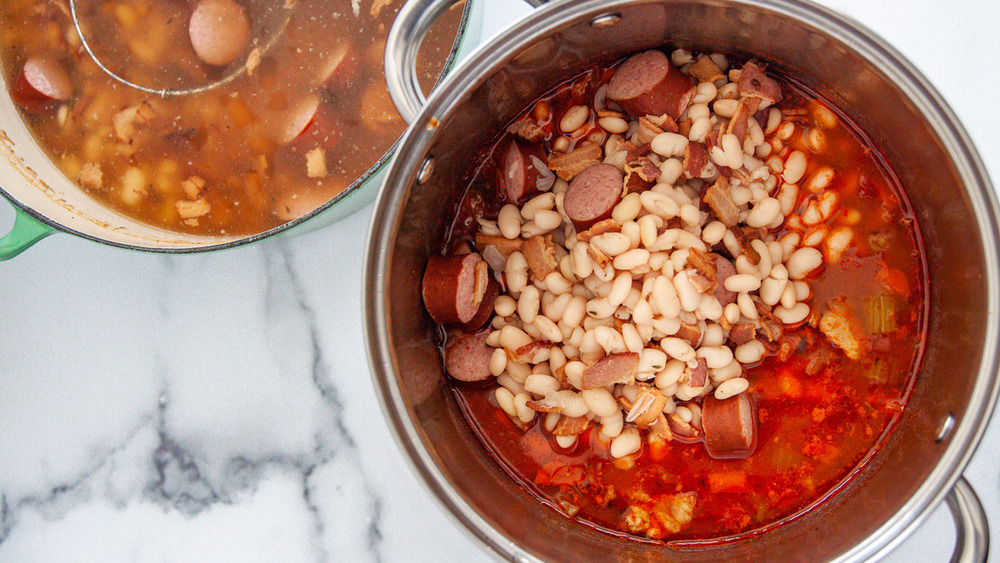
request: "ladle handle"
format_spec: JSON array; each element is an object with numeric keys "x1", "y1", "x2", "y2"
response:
[
  {"x1": 947, "y1": 476, "x2": 989, "y2": 563},
  {"x1": 0, "y1": 205, "x2": 55, "y2": 261},
  {"x1": 385, "y1": 0, "x2": 545, "y2": 124}
]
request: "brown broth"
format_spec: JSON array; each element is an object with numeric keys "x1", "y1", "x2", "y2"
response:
[
  {"x1": 1, "y1": 0, "x2": 464, "y2": 235},
  {"x1": 443, "y1": 61, "x2": 925, "y2": 541}
]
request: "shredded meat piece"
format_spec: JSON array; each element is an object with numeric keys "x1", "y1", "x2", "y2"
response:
[
  {"x1": 175, "y1": 198, "x2": 210, "y2": 219},
  {"x1": 180, "y1": 176, "x2": 206, "y2": 199},
  {"x1": 113, "y1": 100, "x2": 156, "y2": 145},
  {"x1": 625, "y1": 387, "x2": 668, "y2": 427},
  {"x1": 305, "y1": 147, "x2": 327, "y2": 178},
  {"x1": 819, "y1": 304, "x2": 865, "y2": 360},
  {"x1": 76, "y1": 162, "x2": 103, "y2": 190},
  {"x1": 507, "y1": 115, "x2": 545, "y2": 142},
  {"x1": 704, "y1": 178, "x2": 739, "y2": 226},
  {"x1": 732, "y1": 225, "x2": 762, "y2": 263},
  {"x1": 652, "y1": 492, "x2": 697, "y2": 534}
]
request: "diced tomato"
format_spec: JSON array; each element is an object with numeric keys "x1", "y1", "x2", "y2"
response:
[
  {"x1": 876, "y1": 267, "x2": 909, "y2": 296},
  {"x1": 708, "y1": 470, "x2": 749, "y2": 493}
]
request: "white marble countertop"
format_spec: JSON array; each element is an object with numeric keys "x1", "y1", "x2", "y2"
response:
[{"x1": 1, "y1": 0, "x2": 998, "y2": 561}]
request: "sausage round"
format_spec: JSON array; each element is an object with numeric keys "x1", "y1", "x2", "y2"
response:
[
  {"x1": 606, "y1": 50, "x2": 694, "y2": 120},
  {"x1": 701, "y1": 392, "x2": 757, "y2": 459},
  {"x1": 563, "y1": 163, "x2": 624, "y2": 231},
  {"x1": 444, "y1": 332, "x2": 493, "y2": 382},
  {"x1": 422, "y1": 253, "x2": 489, "y2": 325},
  {"x1": 189, "y1": 0, "x2": 251, "y2": 66},
  {"x1": 500, "y1": 140, "x2": 548, "y2": 204},
  {"x1": 12, "y1": 56, "x2": 72, "y2": 113},
  {"x1": 457, "y1": 276, "x2": 498, "y2": 333}
]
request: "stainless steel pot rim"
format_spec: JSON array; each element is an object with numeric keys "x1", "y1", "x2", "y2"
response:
[
  {"x1": 365, "y1": 0, "x2": 1000, "y2": 560},
  {"x1": 0, "y1": 0, "x2": 477, "y2": 254}
]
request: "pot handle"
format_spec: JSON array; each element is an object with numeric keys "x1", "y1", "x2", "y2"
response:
[
  {"x1": 384, "y1": 0, "x2": 545, "y2": 124},
  {"x1": 946, "y1": 476, "x2": 989, "y2": 563},
  {"x1": 0, "y1": 205, "x2": 55, "y2": 261}
]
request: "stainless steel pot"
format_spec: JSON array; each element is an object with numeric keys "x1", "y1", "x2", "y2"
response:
[
  {"x1": 0, "y1": 0, "x2": 482, "y2": 259},
  {"x1": 364, "y1": 0, "x2": 1000, "y2": 560}
]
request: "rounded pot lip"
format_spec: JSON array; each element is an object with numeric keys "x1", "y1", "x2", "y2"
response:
[
  {"x1": 364, "y1": 0, "x2": 1000, "y2": 560},
  {"x1": 0, "y1": 0, "x2": 479, "y2": 254}
]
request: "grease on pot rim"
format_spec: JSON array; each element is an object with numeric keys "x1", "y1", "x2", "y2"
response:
[
  {"x1": 421, "y1": 48, "x2": 926, "y2": 540},
  {"x1": 1, "y1": 0, "x2": 465, "y2": 236}
]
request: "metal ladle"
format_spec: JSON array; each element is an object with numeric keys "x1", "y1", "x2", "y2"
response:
[{"x1": 69, "y1": 0, "x2": 295, "y2": 97}]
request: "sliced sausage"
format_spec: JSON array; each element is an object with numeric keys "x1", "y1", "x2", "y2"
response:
[
  {"x1": 713, "y1": 254, "x2": 737, "y2": 307},
  {"x1": 318, "y1": 40, "x2": 361, "y2": 92},
  {"x1": 444, "y1": 331, "x2": 493, "y2": 382},
  {"x1": 702, "y1": 393, "x2": 757, "y2": 459},
  {"x1": 422, "y1": 253, "x2": 489, "y2": 325},
  {"x1": 500, "y1": 140, "x2": 548, "y2": 204},
  {"x1": 606, "y1": 50, "x2": 694, "y2": 120},
  {"x1": 12, "y1": 56, "x2": 73, "y2": 113},
  {"x1": 582, "y1": 352, "x2": 639, "y2": 389},
  {"x1": 563, "y1": 163, "x2": 624, "y2": 231},
  {"x1": 189, "y1": 0, "x2": 250, "y2": 66},
  {"x1": 457, "y1": 276, "x2": 498, "y2": 333}
]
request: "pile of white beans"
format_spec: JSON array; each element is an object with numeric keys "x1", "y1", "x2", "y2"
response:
[{"x1": 474, "y1": 50, "x2": 850, "y2": 460}]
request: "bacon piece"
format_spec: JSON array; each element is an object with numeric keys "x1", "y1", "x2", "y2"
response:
[
  {"x1": 704, "y1": 178, "x2": 739, "y2": 227},
  {"x1": 688, "y1": 357, "x2": 708, "y2": 387},
  {"x1": 713, "y1": 254, "x2": 738, "y2": 307},
  {"x1": 582, "y1": 352, "x2": 639, "y2": 389},
  {"x1": 737, "y1": 61, "x2": 783, "y2": 107},
  {"x1": 624, "y1": 157, "x2": 660, "y2": 193},
  {"x1": 683, "y1": 141, "x2": 709, "y2": 177},
  {"x1": 548, "y1": 143, "x2": 603, "y2": 181},
  {"x1": 552, "y1": 415, "x2": 591, "y2": 437},
  {"x1": 667, "y1": 412, "x2": 701, "y2": 444},
  {"x1": 474, "y1": 233, "x2": 523, "y2": 260},
  {"x1": 728, "y1": 323, "x2": 757, "y2": 346},
  {"x1": 675, "y1": 323, "x2": 702, "y2": 347},
  {"x1": 507, "y1": 115, "x2": 545, "y2": 142},
  {"x1": 688, "y1": 55, "x2": 725, "y2": 83},
  {"x1": 522, "y1": 234, "x2": 559, "y2": 280},
  {"x1": 575, "y1": 218, "x2": 620, "y2": 243},
  {"x1": 726, "y1": 97, "x2": 762, "y2": 145}
]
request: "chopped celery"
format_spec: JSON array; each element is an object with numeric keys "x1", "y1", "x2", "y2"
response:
[{"x1": 865, "y1": 294, "x2": 899, "y2": 334}]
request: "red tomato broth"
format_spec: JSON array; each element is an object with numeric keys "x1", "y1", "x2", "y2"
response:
[{"x1": 438, "y1": 54, "x2": 925, "y2": 541}]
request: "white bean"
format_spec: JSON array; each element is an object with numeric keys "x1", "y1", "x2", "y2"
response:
[
  {"x1": 534, "y1": 315, "x2": 563, "y2": 342},
  {"x1": 774, "y1": 302, "x2": 810, "y2": 324},
  {"x1": 734, "y1": 339, "x2": 766, "y2": 364},
  {"x1": 533, "y1": 209, "x2": 562, "y2": 231},
  {"x1": 786, "y1": 247, "x2": 823, "y2": 279},
  {"x1": 505, "y1": 251, "x2": 529, "y2": 294},
  {"x1": 724, "y1": 274, "x2": 762, "y2": 293},
  {"x1": 610, "y1": 428, "x2": 642, "y2": 458},
  {"x1": 783, "y1": 150, "x2": 807, "y2": 184},
  {"x1": 495, "y1": 387, "x2": 517, "y2": 417},
  {"x1": 715, "y1": 377, "x2": 750, "y2": 400},
  {"x1": 710, "y1": 359, "x2": 742, "y2": 382},
  {"x1": 697, "y1": 345, "x2": 734, "y2": 369},
  {"x1": 655, "y1": 359, "x2": 686, "y2": 389},
  {"x1": 660, "y1": 337, "x2": 696, "y2": 362},
  {"x1": 517, "y1": 286, "x2": 540, "y2": 323},
  {"x1": 498, "y1": 204, "x2": 522, "y2": 239},
  {"x1": 513, "y1": 393, "x2": 535, "y2": 423},
  {"x1": 520, "y1": 192, "x2": 555, "y2": 220},
  {"x1": 651, "y1": 132, "x2": 689, "y2": 157},
  {"x1": 747, "y1": 197, "x2": 781, "y2": 228},
  {"x1": 592, "y1": 232, "x2": 632, "y2": 257},
  {"x1": 760, "y1": 276, "x2": 788, "y2": 306},
  {"x1": 598, "y1": 116, "x2": 629, "y2": 134},
  {"x1": 583, "y1": 388, "x2": 619, "y2": 418},
  {"x1": 560, "y1": 105, "x2": 590, "y2": 133},
  {"x1": 524, "y1": 373, "x2": 561, "y2": 396}
]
